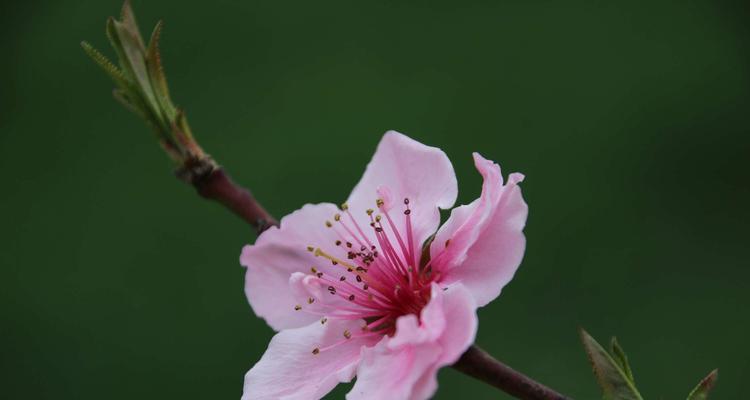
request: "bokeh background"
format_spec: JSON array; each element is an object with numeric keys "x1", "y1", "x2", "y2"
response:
[{"x1": 2, "y1": 0, "x2": 749, "y2": 398}]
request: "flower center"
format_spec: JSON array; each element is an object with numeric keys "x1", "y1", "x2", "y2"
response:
[{"x1": 296, "y1": 197, "x2": 440, "y2": 354}]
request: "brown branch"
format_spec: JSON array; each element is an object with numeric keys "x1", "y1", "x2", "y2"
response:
[
  {"x1": 453, "y1": 345, "x2": 572, "y2": 400},
  {"x1": 178, "y1": 157, "x2": 278, "y2": 233}
]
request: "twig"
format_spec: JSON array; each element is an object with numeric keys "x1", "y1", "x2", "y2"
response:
[
  {"x1": 179, "y1": 157, "x2": 277, "y2": 233},
  {"x1": 453, "y1": 345, "x2": 572, "y2": 400}
]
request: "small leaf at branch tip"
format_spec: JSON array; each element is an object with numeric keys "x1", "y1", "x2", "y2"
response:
[
  {"x1": 579, "y1": 328, "x2": 643, "y2": 400},
  {"x1": 610, "y1": 337, "x2": 635, "y2": 383},
  {"x1": 687, "y1": 369, "x2": 718, "y2": 400}
]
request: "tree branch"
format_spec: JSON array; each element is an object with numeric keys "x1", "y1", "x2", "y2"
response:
[
  {"x1": 453, "y1": 345, "x2": 572, "y2": 400},
  {"x1": 179, "y1": 157, "x2": 277, "y2": 233}
]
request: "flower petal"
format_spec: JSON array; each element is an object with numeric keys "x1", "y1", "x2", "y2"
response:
[
  {"x1": 347, "y1": 283, "x2": 477, "y2": 400},
  {"x1": 241, "y1": 203, "x2": 346, "y2": 331},
  {"x1": 431, "y1": 153, "x2": 528, "y2": 307},
  {"x1": 346, "y1": 131, "x2": 458, "y2": 260},
  {"x1": 242, "y1": 319, "x2": 374, "y2": 400}
]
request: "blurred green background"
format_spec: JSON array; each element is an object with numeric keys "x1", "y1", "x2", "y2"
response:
[{"x1": 2, "y1": 0, "x2": 749, "y2": 398}]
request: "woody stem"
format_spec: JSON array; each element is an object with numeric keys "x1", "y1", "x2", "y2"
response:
[{"x1": 453, "y1": 345, "x2": 572, "y2": 400}]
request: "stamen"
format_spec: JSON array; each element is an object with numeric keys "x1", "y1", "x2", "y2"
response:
[{"x1": 312, "y1": 348, "x2": 320, "y2": 355}]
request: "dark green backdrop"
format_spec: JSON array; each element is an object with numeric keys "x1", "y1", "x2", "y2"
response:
[{"x1": 2, "y1": 1, "x2": 749, "y2": 398}]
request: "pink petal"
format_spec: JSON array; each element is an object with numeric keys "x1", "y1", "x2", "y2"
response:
[
  {"x1": 431, "y1": 153, "x2": 528, "y2": 307},
  {"x1": 243, "y1": 319, "x2": 375, "y2": 400},
  {"x1": 241, "y1": 203, "x2": 344, "y2": 331},
  {"x1": 346, "y1": 131, "x2": 458, "y2": 260},
  {"x1": 347, "y1": 284, "x2": 477, "y2": 400}
]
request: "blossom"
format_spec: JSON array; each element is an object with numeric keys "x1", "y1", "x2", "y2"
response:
[{"x1": 240, "y1": 131, "x2": 528, "y2": 400}]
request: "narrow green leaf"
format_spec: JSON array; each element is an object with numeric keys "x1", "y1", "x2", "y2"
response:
[
  {"x1": 687, "y1": 369, "x2": 718, "y2": 400},
  {"x1": 146, "y1": 20, "x2": 177, "y2": 121},
  {"x1": 111, "y1": 18, "x2": 163, "y2": 126},
  {"x1": 580, "y1": 329, "x2": 643, "y2": 400},
  {"x1": 80, "y1": 41, "x2": 129, "y2": 89},
  {"x1": 610, "y1": 337, "x2": 635, "y2": 384},
  {"x1": 113, "y1": 88, "x2": 148, "y2": 120},
  {"x1": 105, "y1": 16, "x2": 134, "y2": 81},
  {"x1": 120, "y1": 0, "x2": 145, "y2": 51}
]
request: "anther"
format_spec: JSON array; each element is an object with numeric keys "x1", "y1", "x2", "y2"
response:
[
  {"x1": 356, "y1": 275, "x2": 363, "y2": 282},
  {"x1": 334, "y1": 214, "x2": 341, "y2": 222},
  {"x1": 375, "y1": 215, "x2": 382, "y2": 222},
  {"x1": 366, "y1": 209, "x2": 374, "y2": 216},
  {"x1": 339, "y1": 276, "x2": 346, "y2": 281},
  {"x1": 308, "y1": 297, "x2": 315, "y2": 304},
  {"x1": 325, "y1": 221, "x2": 333, "y2": 228},
  {"x1": 311, "y1": 267, "x2": 318, "y2": 274},
  {"x1": 307, "y1": 246, "x2": 315, "y2": 252},
  {"x1": 335, "y1": 240, "x2": 342, "y2": 246},
  {"x1": 376, "y1": 198, "x2": 384, "y2": 208},
  {"x1": 363, "y1": 284, "x2": 369, "y2": 290},
  {"x1": 348, "y1": 294, "x2": 355, "y2": 301},
  {"x1": 341, "y1": 203, "x2": 349, "y2": 211},
  {"x1": 343, "y1": 330, "x2": 352, "y2": 339},
  {"x1": 321, "y1": 318, "x2": 328, "y2": 324},
  {"x1": 328, "y1": 286, "x2": 336, "y2": 294},
  {"x1": 346, "y1": 242, "x2": 353, "y2": 248},
  {"x1": 316, "y1": 272, "x2": 323, "y2": 278},
  {"x1": 404, "y1": 198, "x2": 410, "y2": 205},
  {"x1": 294, "y1": 305, "x2": 302, "y2": 311},
  {"x1": 404, "y1": 209, "x2": 411, "y2": 215},
  {"x1": 312, "y1": 348, "x2": 320, "y2": 355}
]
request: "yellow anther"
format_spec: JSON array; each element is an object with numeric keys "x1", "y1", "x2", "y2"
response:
[
  {"x1": 341, "y1": 203, "x2": 349, "y2": 211},
  {"x1": 325, "y1": 220, "x2": 333, "y2": 228},
  {"x1": 343, "y1": 330, "x2": 352, "y2": 339},
  {"x1": 334, "y1": 214, "x2": 341, "y2": 222},
  {"x1": 311, "y1": 267, "x2": 318, "y2": 274},
  {"x1": 366, "y1": 209, "x2": 374, "y2": 216},
  {"x1": 294, "y1": 305, "x2": 302, "y2": 311},
  {"x1": 314, "y1": 248, "x2": 358, "y2": 271},
  {"x1": 375, "y1": 215, "x2": 382, "y2": 222},
  {"x1": 376, "y1": 198, "x2": 384, "y2": 207},
  {"x1": 307, "y1": 246, "x2": 315, "y2": 252},
  {"x1": 308, "y1": 297, "x2": 315, "y2": 304},
  {"x1": 312, "y1": 348, "x2": 320, "y2": 355}
]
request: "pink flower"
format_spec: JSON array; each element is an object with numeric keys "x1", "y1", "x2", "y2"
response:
[{"x1": 240, "y1": 131, "x2": 528, "y2": 400}]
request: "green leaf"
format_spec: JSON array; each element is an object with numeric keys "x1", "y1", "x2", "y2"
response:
[
  {"x1": 580, "y1": 329, "x2": 643, "y2": 400},
  {"x1": 80, "y1": 42, "x2": 128, "y2": 89},
  {"x1": 146, "y1": 20, "x2": 177, "y2": 121},
  {"x1": 687, "y1": 369, "x2": 718, "y2": 400},
  {"x1": 83, "y1": 1, "x2": 210, "y2": 166},
  {"x1": 610, "y1": 337, "x2": 635, "y2": 384}
]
